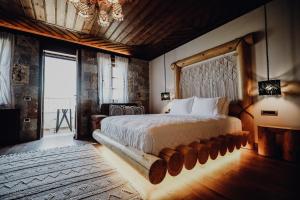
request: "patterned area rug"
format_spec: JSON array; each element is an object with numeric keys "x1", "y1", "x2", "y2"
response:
[{"x1": 0, "y1": 144, "x2": 141, "y2": 200}]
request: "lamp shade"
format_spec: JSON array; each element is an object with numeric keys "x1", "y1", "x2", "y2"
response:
[
  {"x1": 258, "y1": 80, "x2": 281, "y2": 95},
  {"x1": 161, "y1": 92, "x2": 170, "y2": 101}
]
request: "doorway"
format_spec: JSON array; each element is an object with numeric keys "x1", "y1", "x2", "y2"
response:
[{"x1": 42, "y1": 51, "x2": 77, "y2": 137}]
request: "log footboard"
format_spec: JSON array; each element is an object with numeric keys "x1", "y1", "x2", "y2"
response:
[{"x1": 93, "y1": 131, "x2": 249, "y2": 184}]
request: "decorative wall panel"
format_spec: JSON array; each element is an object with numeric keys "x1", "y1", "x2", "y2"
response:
[{"x1": 180, "y1": 52, "x2": 239, "y2": 101}]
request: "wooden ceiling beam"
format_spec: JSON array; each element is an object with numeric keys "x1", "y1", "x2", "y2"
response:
[
  {"x1": 56, "y1": 0, "x2": 67, "y2": 27},
  {"x1": 114, "y1": 0, "x2": 162, "y2": 43},
  {"x1": 122, "y1": 0, "x2": 174, "y2": 45},
  {"x1": 107, "y1": 0, "x2": 151, "y2": 40},
  {"x1": 0, "y1": 14, "x2": 132, "y2": 56},
  {"x1": 32, "y1": 0, "x2": 46, "y2": 21},
  {"x1": 146, "y1": 1, "x2": 204, "y2": 45},
  {"x1": 19, "y1": 0, "x2": 36, "y2": 19},
  {"x1": 139, "y1": 3, "x2": 193, "y2": 45},
  {"x1": 44, "y1": 0, "x2": 56, "y2": 24}
]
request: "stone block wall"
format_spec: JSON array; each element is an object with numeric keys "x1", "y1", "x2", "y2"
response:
[
  {"x1": 128, "y1": 58, "x2": 149, "y2": 112},
  {"x1": 12, "y1": 35, "x2": 40, "y2": 142},
  {"x1": 77, "y1": 49, "x2": 98, "y2": 138},
  {"x1": 1, "y1": 31, "x2": 149, "y2": 141}
]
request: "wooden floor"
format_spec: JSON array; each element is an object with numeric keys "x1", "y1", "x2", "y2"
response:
[{"x1": 0, "y1": 136, "x2": 298, "y2": 200}]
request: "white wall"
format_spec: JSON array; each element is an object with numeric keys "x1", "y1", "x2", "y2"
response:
[{"x1": 149, "y1": 0, "x2": 300, "y2": 140}]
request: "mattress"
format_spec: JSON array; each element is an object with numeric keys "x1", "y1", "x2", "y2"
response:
[{"x1": 95, "y1": 114, "x2": 242, "y2": 156}]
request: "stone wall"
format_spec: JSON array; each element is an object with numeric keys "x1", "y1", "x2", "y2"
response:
[
  {"x1": 77, "y1": 49, "x2": 98, "y2": 138},
  {"x1": 12, "y1": 35, "x2": 40, "y2": 142},
  {"x1": 77, "y1": 55, "x2": 150, "y2": 137},
  {"x1": 128, "y1": 58, "x2": 149, "y2": 113}
]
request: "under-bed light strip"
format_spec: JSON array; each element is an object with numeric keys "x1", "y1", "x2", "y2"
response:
[{"x1": 100, "y1": 146, "x2": 241, "y2": 200}]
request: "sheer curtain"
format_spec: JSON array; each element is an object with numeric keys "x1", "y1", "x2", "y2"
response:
[
  {"x1": 115, "y1": 56, "x2": 129, "y2": 103},
  {"x1": 97, "y1": 52, "x2": 112, "y2": 104},
  {"x1": 0, "y1": 32, "x2": 14, "y2": 107}
]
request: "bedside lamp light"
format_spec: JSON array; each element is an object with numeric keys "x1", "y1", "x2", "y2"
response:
[
  {"x1": 161, "y1": 53, "x2": 171, "y2": 101},
  {"x1": 258, "y1": 4, "x2": 281, "y2": 96},
  {"x1": 258, "y1": 80, "x2": 281, "y2": 95},
  {"x1": 161, "y1": 92, "x2": 170, "y2": 101}
]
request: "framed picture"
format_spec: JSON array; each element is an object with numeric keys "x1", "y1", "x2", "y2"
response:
[{"x1": 12, "y1": 64, "x2": 29, "y2": 85}]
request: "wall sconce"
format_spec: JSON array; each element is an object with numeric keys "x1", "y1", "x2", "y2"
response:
[
  {"x1": 161, "y1": 53, "x2": 170, "y2": 101},
  {"x1": 161, "y1": 92, "x2": 170, "y2": 101},
  {"x1": 258, "y1": 4, "x2": 281, "y2": 96},
  {"x1": 258, "y1": 80, "x2": 281, "y2": 95}
]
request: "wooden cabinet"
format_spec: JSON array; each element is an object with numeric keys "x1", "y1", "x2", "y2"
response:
[
  {"x1": 258, "y1": 125, "x2": 300, "y2": 162},
  {"x1": 0, "y1": 108, "x2": 20, "y2": 145}
]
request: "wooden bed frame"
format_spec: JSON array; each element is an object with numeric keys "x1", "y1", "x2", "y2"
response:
[
  {"x1": 94, "y1": 33, "x2": 254, "y2": 185},
  {"x1": 171, "y1": 33, "x2": 255, "y2": 149}
]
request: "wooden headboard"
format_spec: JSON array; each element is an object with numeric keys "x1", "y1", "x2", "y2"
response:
[{"x1": 170, "y1": 33, "x2": 255, "y2": 149}]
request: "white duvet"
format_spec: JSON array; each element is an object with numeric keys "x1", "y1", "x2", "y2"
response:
[{"x1": 97, "y1": 114, "x2": 242, "y2": 156}]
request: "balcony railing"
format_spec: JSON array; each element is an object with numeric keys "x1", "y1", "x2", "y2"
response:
[{"x1": 43, "y1": 97, "x2": 76, "y2": 133}]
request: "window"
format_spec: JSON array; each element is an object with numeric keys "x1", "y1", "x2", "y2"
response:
[{"x1": 97, "y1": 53, "x2": 128, "y2": 104}]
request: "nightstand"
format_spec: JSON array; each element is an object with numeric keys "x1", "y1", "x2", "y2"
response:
[
  {"x1": 258, "y1": 125, "x2": 300, "y2": 162},
  {"x1": 91, "y1": 115, "x2": 107, "y2": 131}
]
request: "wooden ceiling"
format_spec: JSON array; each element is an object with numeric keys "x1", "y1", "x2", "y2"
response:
[{"x1": 0, "y1": 0, "x2": 269, "y2": 60}]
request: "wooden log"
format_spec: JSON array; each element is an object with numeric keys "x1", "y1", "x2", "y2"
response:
[
  {"x1": 225, "y1": 134, "x2": 236, "y2": 153},
  {"x1": 93, "y1": 133, "x2": 167, "y2": 184},
  {"x1": 216, "y1": 136, "x2": 228, "y2": 156},
  {"x1": 234, "y1": 134, "x2": 243, "y2": 149},
  {"x1": 201, "y1": 138, "x2": 220, "y2": 160},
  {"x1": 159, "y1": 148, "x2": 184, "y2": 176},
  {"x1": 189, "y1": 141, "x2": 209, "y2": 164},
  {"x1": 176, "y1": 145, "x2": 198, "y2": 170},
  {"x1": 241, "y1": 131, "x2": 249, "y2": 147},
  {"x1": 228, "y1": 134, "x2": 242, "y2": 150},
  {"x1": 171, "y1": 34, "x2": 253, "y2": 68},
  {"x1": 282, "y1": 129, "x2": 300, "y2": 162}
]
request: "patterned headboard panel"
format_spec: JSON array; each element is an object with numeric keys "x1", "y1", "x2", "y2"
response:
[{"x1": 180, "y1": 52, "x2": 241, "y2": 101}]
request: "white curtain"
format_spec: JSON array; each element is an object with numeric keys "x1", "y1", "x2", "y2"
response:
[
  {"x1": 0, "y1": 32, "x2": 14, "y2": 107},
  {"x1": 115, "y1": 56, "x2": 129, "y2": 103},
  {"x1": 97, "y1": 52, "x2": 112, "y2": 104}
]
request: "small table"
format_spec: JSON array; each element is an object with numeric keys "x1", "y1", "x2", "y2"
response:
[
  {"x1": 258, "y1": 125, "x2": 300, "y2": 162},
  {"x1": 91, "y1": 115, "x2": 107, "y2": 131}
]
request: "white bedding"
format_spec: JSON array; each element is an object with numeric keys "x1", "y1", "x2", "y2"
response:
[{"x1": 96, "y1": 114, "x2": 242, "y2": 156}]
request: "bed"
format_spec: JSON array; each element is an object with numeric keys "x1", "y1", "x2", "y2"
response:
[
  {"x1": 93, "y1": 33, "x2": 254, "y2": 185},
  {"x1": 94, "y1": 114, "x2": 242, "y2": 155}
]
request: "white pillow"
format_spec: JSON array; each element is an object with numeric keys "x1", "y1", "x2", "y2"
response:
[
  {"x1": 191, "y1": 97, "x2": 226, "y2": 116},
  {"x1": 170, "y1": 98, "x2": 194, "y2": 115}
]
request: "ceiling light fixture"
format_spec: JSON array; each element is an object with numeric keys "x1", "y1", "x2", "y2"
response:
[{"x1": 69, "y1": 0, "x2": 126, "y2": 27}]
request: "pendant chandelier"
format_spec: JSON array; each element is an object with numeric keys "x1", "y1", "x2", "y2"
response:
[{"x1": 69, "y1": 0, "x2": 125, "y2": 27}]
